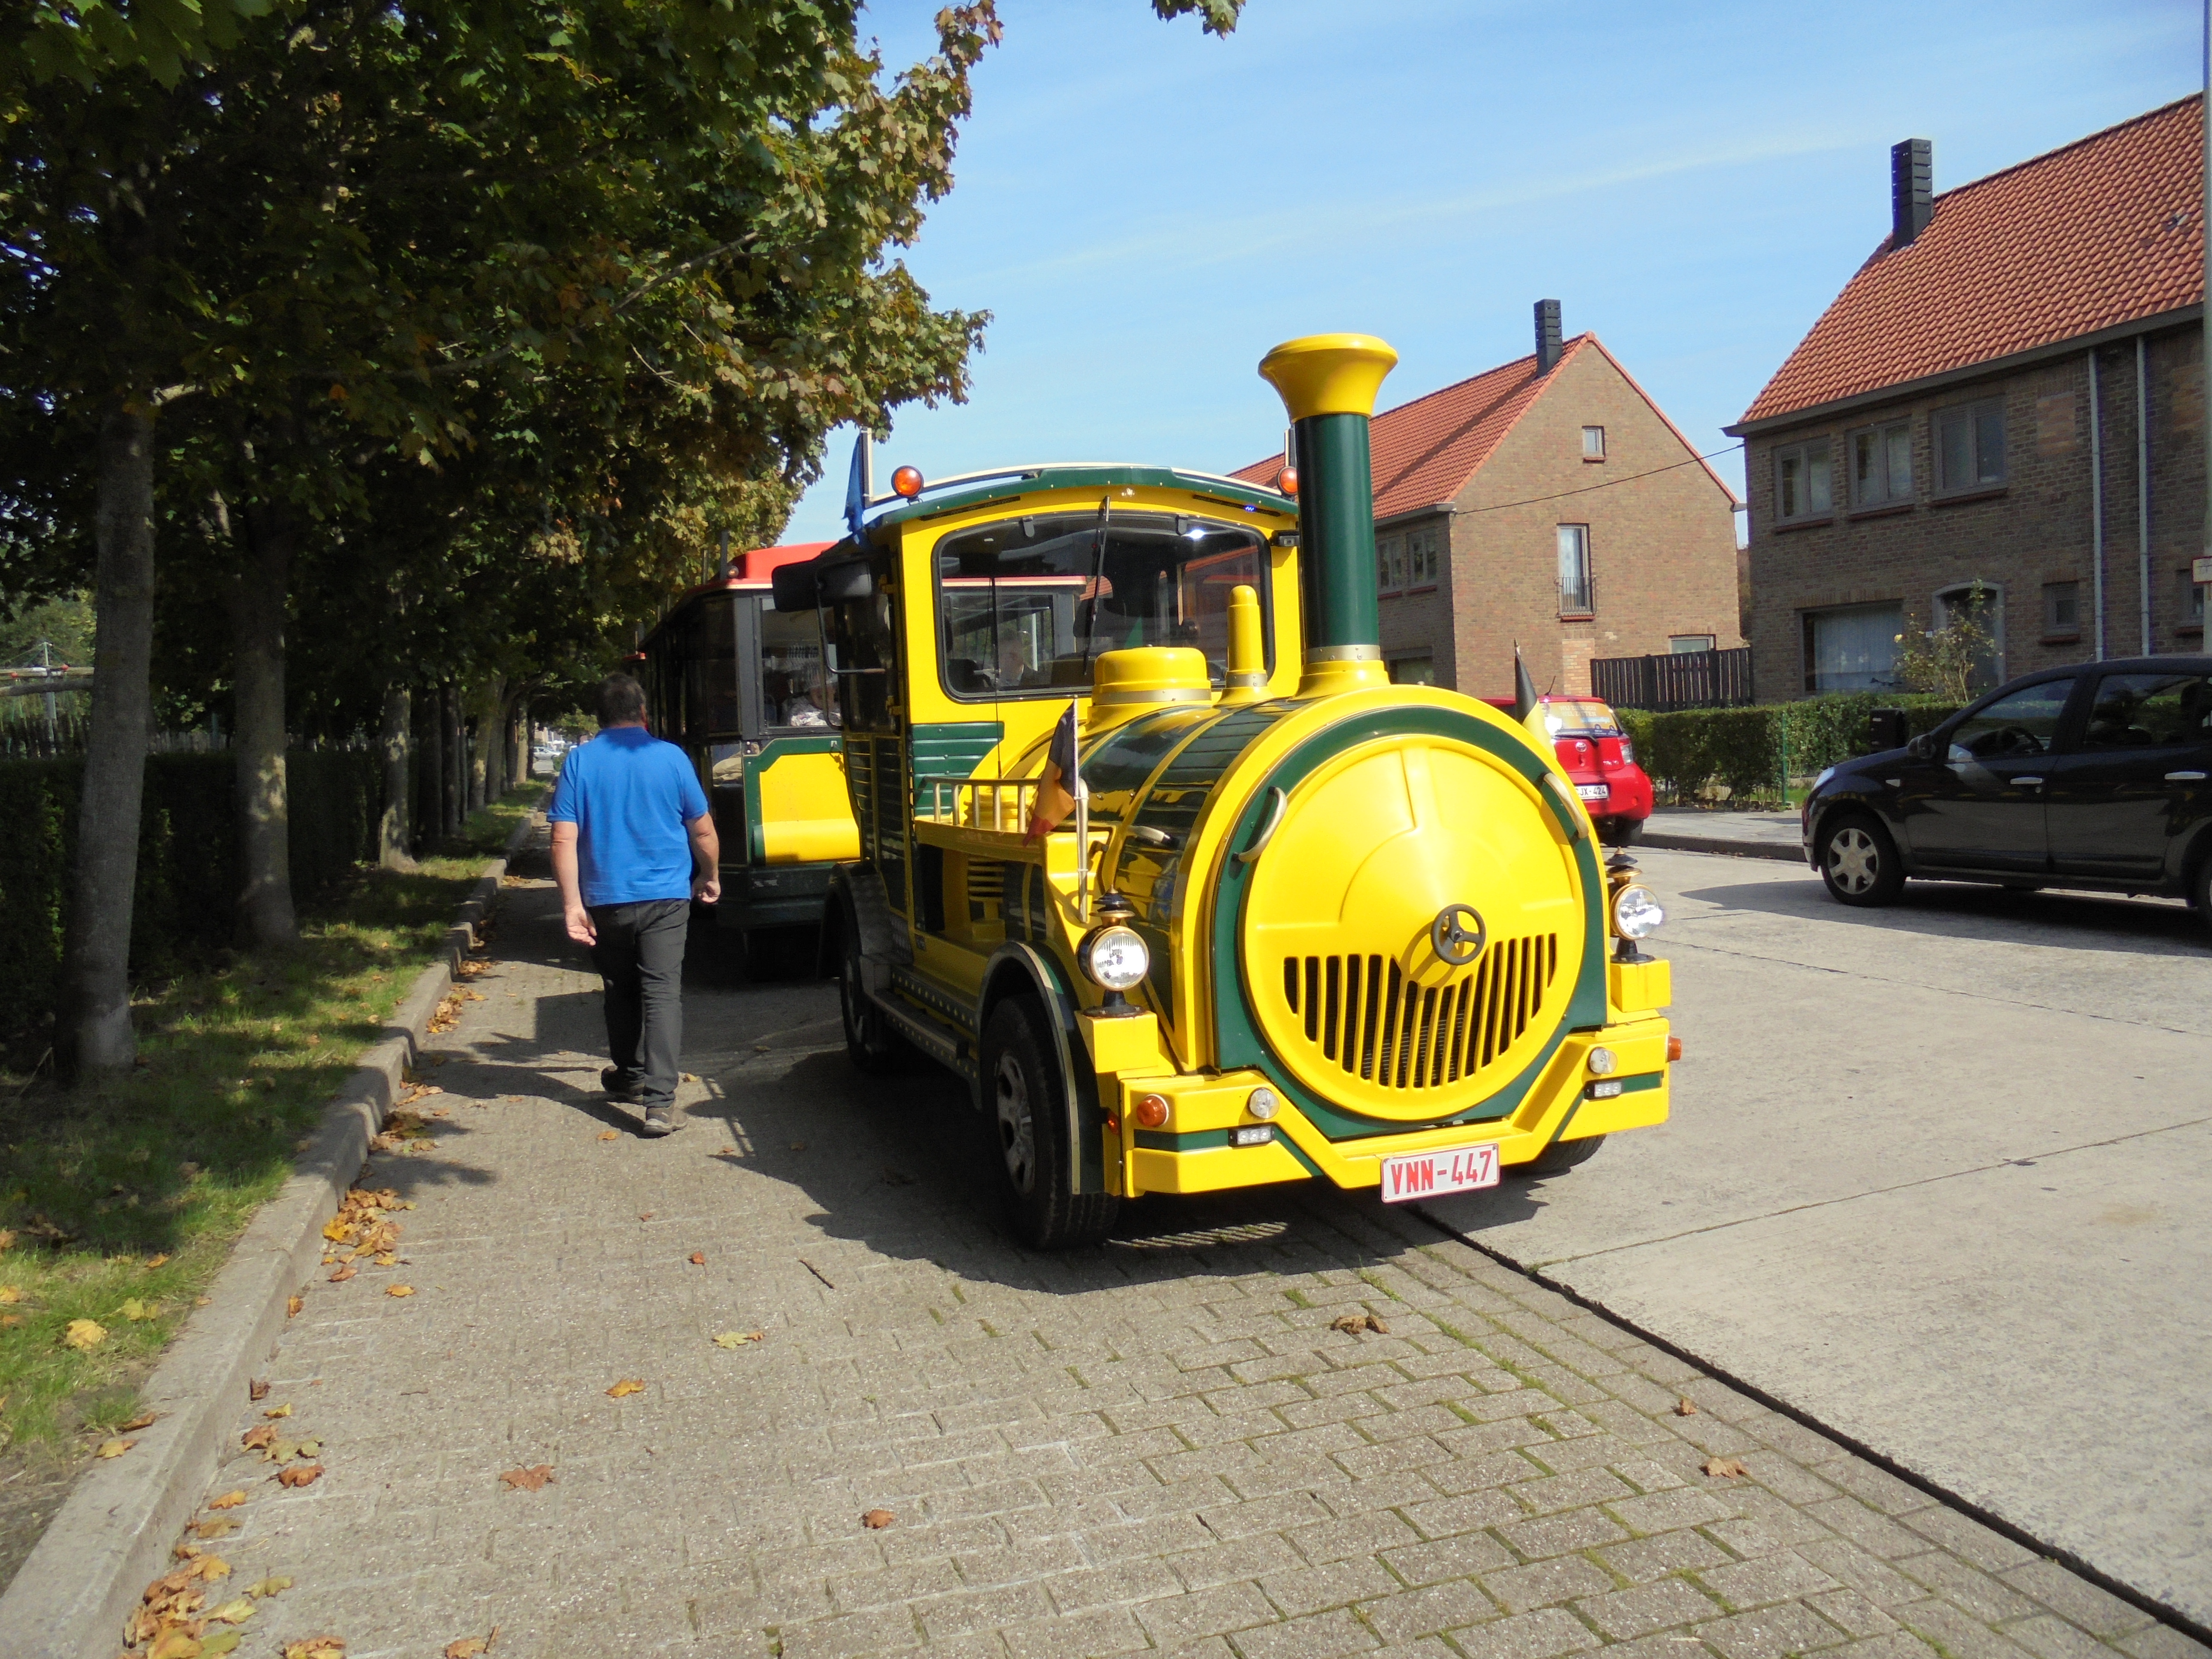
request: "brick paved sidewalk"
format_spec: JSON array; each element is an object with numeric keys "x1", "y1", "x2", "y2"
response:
[{"x1": 165, "y1": 861, "x2": 2207, "y2": 1659}]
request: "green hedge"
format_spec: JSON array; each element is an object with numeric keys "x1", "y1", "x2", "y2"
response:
[
  {"x1": 1618, "y1": 693, "x2": 1964, "y2": 805},
  {"x1": 0, "y1": 749, "x2": 382, "y2": 1056}
]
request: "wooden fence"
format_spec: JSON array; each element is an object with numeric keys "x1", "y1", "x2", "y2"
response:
[{"x1": 1590, "y1": 646, "x2": 1755, "y2": 713}]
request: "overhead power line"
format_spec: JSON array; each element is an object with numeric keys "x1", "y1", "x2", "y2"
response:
[{"x1": 1458, "y1": 442, "x2": 1745, "y2": 514}]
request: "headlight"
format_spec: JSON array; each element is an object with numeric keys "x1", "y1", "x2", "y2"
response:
[
  {"x1": 1611, "y1": 884, "x2": 1665, "y2": 940},
  {"x1": 1587, "y1": 1046, "x2": 1617, "y2": 1076},
  {"x1": 1079, "y1": 924, "x2": 1149, "y2": 991}
]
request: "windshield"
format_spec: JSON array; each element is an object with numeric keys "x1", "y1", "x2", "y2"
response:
[
  {"x1": 933, "y1": 509, "x2": 1270, "y2": 699},
  {"x1": 1542, "y1": 699, "x2": 1623, "y2": 737}
]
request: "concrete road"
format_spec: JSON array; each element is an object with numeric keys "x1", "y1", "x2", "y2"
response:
[{"x1": 1423, "y1": 851, "x2": 2212, "y2": 1633}]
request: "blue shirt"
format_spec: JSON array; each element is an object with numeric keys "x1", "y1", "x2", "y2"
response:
[{"x1": 547, "y1": 727, "x2": 711, "y2": 907}]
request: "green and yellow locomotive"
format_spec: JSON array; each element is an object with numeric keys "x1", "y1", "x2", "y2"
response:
[{"x1": 773, "y1": 334, "x2": 1674, "y2": 1247}]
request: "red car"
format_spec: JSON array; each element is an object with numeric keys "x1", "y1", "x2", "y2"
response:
[{"x1": 1483, "y1": 694, "x2": 1653, "y2": 847}]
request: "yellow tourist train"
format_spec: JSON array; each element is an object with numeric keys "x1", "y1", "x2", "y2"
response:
[{"x1": 772, "y1": 334, "x2": 1675, "y2": 1247}]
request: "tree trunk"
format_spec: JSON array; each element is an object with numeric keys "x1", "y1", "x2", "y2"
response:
[
  {"x1": 58, "y1": 403, "x2": 158, "y2": 1079},
  {"x1": 419, "y1": 688, "x2": 444, "y2": 849},
  {"x1": 231, "y1": 501, "x2": 297, "y2": 945},
  {"x1": 377, "y1": 683, "x2": 416, "y2": 870},
  {"x1": 445, "y1": 684, "x2": 464, "y2": 835},
  {"x1": 468, "y1": 677, "x2": 503, "y2": 806}
]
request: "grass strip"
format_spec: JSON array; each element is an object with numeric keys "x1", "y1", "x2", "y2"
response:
[{"x1": 0, "y1": 784, "x2": 542, "y2": 1454}]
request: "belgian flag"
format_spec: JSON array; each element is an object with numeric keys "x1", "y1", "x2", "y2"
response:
[{"x1": 1024, "y1": 701, "x2": 1085, "y2": 841}]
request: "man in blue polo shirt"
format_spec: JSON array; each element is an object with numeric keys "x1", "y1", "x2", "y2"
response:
[{"x1": 548, "y1": 674, "x2": 718, "y2": 1136}]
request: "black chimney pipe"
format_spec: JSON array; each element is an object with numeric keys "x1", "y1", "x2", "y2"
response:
[
  {"x1": 1891, "y1": 139, "x2": 1932, "y2": 248},
  {"x1": 1534, "y1": 299, "x2": 1562, "y2": 375}
]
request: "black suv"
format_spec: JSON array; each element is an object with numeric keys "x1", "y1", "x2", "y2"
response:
[{"x1": 1802, "y1": 657, "x2": 2212, "y2": 918}]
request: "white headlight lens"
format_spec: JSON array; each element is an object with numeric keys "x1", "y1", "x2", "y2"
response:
[
  {"x1": 1587, "y1": 1046, "x2": 1617, "y2": 1076},
  {"x1": 1082, "y1": 924, "x2": 1150, "y2": 991},
  {"x1": 1612, "y1": 884, "x2": 1665, "y2": 940},
  {"x1": 1247, "y1": 1087, "x2": 1279, "y2": 1120}
]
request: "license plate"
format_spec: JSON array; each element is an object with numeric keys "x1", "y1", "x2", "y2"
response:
[
  {"x1": 1576, "y1": 783, "x2": 1609, "y2": 801},
  {"x1": 1379, "y1": 1142, "x2": 1500, "y2": 1202}
]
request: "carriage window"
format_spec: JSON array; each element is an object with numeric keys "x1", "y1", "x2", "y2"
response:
[
  {"x1": 756, "y1": 599, "x2": 838, "y2": 730},
  {"x1": 932, "y1": 510, "x2": 1272, "y2": 700}
]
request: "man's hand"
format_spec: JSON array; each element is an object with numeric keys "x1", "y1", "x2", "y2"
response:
[
  {"x1": 550, "y1": 821, "x2": 595, "y2": 947},
  {"x1": 686, "y1": 811, "x2": 721, "y2": 907},
  {"x1": 693, "y1": 872, "x2": 721, "y2": 904},
  {"x1": 565, "y1": 903, "x2": 599, "y2": 945}
]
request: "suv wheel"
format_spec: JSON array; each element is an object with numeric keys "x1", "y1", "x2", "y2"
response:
[
  {"x1": 1817, "y1": 811, "x2": 1905, "y2": 907},
  {"x1": 838, "y1": 920, "x2": 910, "y2": 1075},
  {"x1": 980, "y1": 997, "x2": 1117, "y2": 1249},
  {"x1": 1513, "y1": 1134, "x2": 1606, "y2": 1177}
]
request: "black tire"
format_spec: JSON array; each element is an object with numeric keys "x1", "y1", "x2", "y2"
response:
[
  {"x1": 980, "y1": 997, "x2": 1117, "y2": 1250},
  {"x1": 2192, "y1": 855, "x2": 2212, "y2": 924},
  {"x1": 1816, "y1": 810, "x2": 1906, "y2": 907},
  {"x1": 1513, "y1": 1134, "x2": 1606, "y2": 1177},
  {"x1": 1599, "y1": 817, "x2": 1646, "y2": 848},
  {"x1": 837, "y1": 916, "x2": 910, "y2": 1076}
]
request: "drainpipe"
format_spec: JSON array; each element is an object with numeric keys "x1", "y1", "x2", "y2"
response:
[
  {"x1": 1258, "y1": 334, "x2": 1400, "y2": 696},
  {"x1": 2090, "y1": 349, "x2": 2107, "y2": 661},
  {"x1": 2137, "y1": 334, "x2": 2152, "y2": 656}
]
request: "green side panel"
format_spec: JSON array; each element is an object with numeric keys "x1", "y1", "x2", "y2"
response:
[
  {"x1": 1592, "y1": 1073, "x2": 1663, "y2": 1097},
  {"x1": 908, "y1": 721, "x2": 1005, "y2": 798},
  {"x1": 1209, "y1": 705, "x2": 1610, "y2": 1143},
  {"x1": 741, "y1": 734, "x2": 845, "y2": 864},
  {"x1": 1131, "y1": 1127, "x2": 1320, "y2": 1179},
  {"x1": 1294, "y1": 413, "x2": 1382, "y2": 652}
]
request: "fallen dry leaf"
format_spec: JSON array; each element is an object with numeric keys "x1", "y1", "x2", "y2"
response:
[
  {"x1": 0, "y1": 1285, "x2": 19, "y2": 1304},
  {"x1": 446, "y1": 1642, "x2": 489, "y2": 1659},
  {"x1": 264, "y1": 1403, "x2": 292, "y2": 1419},
  {"x1": 241, "y1": 1425, "x2": 276, "y2": 1452},
  {"x1": 147, "y1": 1632, "x2": 201, "y2": 1659},
  {"x1": 282, "y1": 1639, "x2": 346, "y2": 1659},
  {"x1": 1702, "y1": 1457, "x2": 1750, "y2": 1480},
  {"x1": 328, "y1": 1264, "x2": 356, "y2": 1283},
  {"x1": 121, "y1": 1410, "x2": 158, "y2": 1431},
  {"x1": 146, "y1": 1253, "x2": 170, "y2": 1268},
  {"x1": 205, "y1": 1596, "x2": 258, "y2": 1624},
  {"x1": 719, "y1": 1145, "x2": 735, "y2": 1155},
  {"x1": 1675, "y1": 1397, "x2": 1698, "y2": 1416},
  {"x1": 286, "y1": 1295, "x2": 303, "y2": 1319},
  {"x1": 62, "y1": 1317, "x2": 107, "y2": 1350},
  {"x1": 638, "y1": 1212, "x2": 654, "y2": 1221},
  {"x1": 95, "y1": 1437, "x2": 135, "y2": 1458},
  {"x1": 191, "y1": 1517, "x2": 239, "y2": 1539},
  {"x1": 121, "y1": 1297, "x2": 155, "y2": 1321},
  {"x1": 201, "y1": 1633, "x2": 244, "y2": 1657},
  {"x1": 245, "y1": 1575, "x2": 293, "y2": 1597},
  {"x1": 598, "y1": 1129, "x2": 619, "y2": 1141},
  {"x1": 498, "y1": 1464, "x2": 554, "y2": 1492},
  {"x1": 207, "y1": 1490, "x2": 247, "y2": 1510},
  {"x1": 249, "y1": 1379, "x2": 270, "y2": 1401},
  {"x1": 386, "y1": 1285, "x2": 414, "y2": 1298},
  {"x1": 688, "y1": 1252, "x2": 705, "y2": 1266},
  {"x1": 712, "y1": 1330, "x2": 765, "y2": 1349},
  {"x1": 788, "y1": 1141, "x2": 806, "y2": 1151},
  {"x1": 606, "y1": 1378, "x2": 645, "y2": 1398},
  {"x1": 275, "y1": 1463, "x2": 324, "y2": 1488},
  {"x1": 860, "y1": 1508, "x2": 895, "y2": 1529},
  {"x1": 1328, "y1": 1312, "x2": 1390, "y2": 1336},
  {"x1": 194, "y1": 1554, "x2": 231, "y2": 1580}
]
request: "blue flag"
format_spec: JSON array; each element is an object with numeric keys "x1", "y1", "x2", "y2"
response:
[{"x1": 843, "y1": 432, "x2": 871, "y2": 537}]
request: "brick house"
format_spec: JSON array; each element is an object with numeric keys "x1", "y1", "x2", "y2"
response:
[
  {"x1": 1729, "y1": 96, "x2": 2206, "y2": 704},
  {"x1": 1233, "y1": 305, "x2": 1742, "y2": 700}
]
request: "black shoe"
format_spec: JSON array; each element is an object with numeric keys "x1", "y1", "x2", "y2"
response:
[
  {"x1": 639, "y1": 1103, "x2": 678, "y2": 1137},
  {"x1": 602, "y1": 1066, "x2": 641, "y2": 1100}
]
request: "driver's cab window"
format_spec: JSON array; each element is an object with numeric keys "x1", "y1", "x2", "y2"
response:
[
  {"x1": 932, "y1": 509, "x2": 1271, "y2": 699},
  {"x1": 757, "y1": 599, "x2": 838, "y2": 732},
  {"x1": 1947, "y1": 678, "x2": 2075, "y2": 762},
  {"x1": 2081, "y1": 672, "x2": 2212, "y2": 750}
]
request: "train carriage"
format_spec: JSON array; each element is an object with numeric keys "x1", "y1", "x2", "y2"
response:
[
  {"x1": 773, "y1": 335, "x2": 1677, "y2": 1247},
  {"x1": 638, "y1": 543, "x2": 861, "y2": 970}
]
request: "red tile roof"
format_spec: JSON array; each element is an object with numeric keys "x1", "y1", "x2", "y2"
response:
[
  {"x1": 1234, "y1": 333, "x2": 1733, "y2": 514},
  {"x1": 1738, "y1": 95, "x2": 2205, "y2": 428}
]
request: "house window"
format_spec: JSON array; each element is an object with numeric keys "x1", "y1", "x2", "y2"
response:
[
  {"x1": 1404, "y1": 525, "x2": 1441, "y2": 586},
  {"x1": 2181, "y1": 568, "x2": 2206, "y2": 634},
  {"x1": 1557, "y1": 525, "x2": 1594, "y2": 615},
  {"x1": 1668, "y1": 635, "x2": 1716, "y2": 654},
  {"x1": 1774, "y1": 439, "x2": 1832, "y2": 521},
  {"x1": 2043, "y1": 580, "x2": 2081, "y2": 638},
  {"x1": 1581, "y1": 426, "x2": 1605, "y2": 459},
  {"x1": 1935, "y1": 397, "x2": 2006, "y2": 492},
  {"x1": 1801, "y1": 602, "x2": 1900, "y2": 694},
  {"x1": 1850, "y1": 420, "x2": 1913, "y2": 508},
  {"x1": 1389, "y1": 653, "x2": 1436, "y2": 686},
  {"x1": 1932, "y1": 581, "x2": 2003, "y2": 691},
  {"x1": 1376, "y1": 533, "x2": 1405, "y2": 593}
]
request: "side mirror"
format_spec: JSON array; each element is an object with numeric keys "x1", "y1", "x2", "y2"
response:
[{"x1": 1906, "y1": 732, "x2": 1936, "y2": 761}]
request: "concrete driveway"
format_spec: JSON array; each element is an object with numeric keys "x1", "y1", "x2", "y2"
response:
[{"x1": 1422, "y1": 851, "x2": 2212, "y2": 1633}]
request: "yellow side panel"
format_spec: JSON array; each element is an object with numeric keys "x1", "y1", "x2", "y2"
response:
[
  {"x1": 1607, "y1": 958, "x2": 1671, "y2": 1015},
  {"x1": 757, "y1": 752, "x2": 861, "y2": 865},
  {"x1": 1131, "y1": 1141, "x2": 1311, "y2": 1195}
]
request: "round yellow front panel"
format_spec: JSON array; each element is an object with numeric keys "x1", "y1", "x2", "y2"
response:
[{"x1": 1240, "y1": 735, "x2": 1584, "y2": 1121}]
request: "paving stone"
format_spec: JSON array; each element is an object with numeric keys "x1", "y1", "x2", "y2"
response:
[{"x1": 152, "y1": 863, "x2": 2169, "y2": 1659}]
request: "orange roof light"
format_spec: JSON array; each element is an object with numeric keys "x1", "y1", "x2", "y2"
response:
[
  {"x1": 891, "y1": 465, "x2": 924, "y2": 499},
  {"x1": 1276, "y1": 466, "x2": 1298, "y2": 497}
]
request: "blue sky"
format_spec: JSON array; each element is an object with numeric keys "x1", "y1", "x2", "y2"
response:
[{"x1": 782, "y1": 0, "x2": 2201, "y2": 545}]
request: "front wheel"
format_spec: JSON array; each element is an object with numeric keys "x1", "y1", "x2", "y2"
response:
[
  {"x1": 1599, "y1": 817, "x2": 1646, "y2": 848},
  {"x1": 1816, "y1": 811, "x2": 1905, "y2": 907},
  {"x1": 980, "y1": 998, "x2": 1117, "y2": 1250},
  {"x1": 1513, "y1": 1134, "x2": 1606, "y2": 1177},
  {"x1": 838, "y1": 922, "x2": 910, "y2": 1076}
]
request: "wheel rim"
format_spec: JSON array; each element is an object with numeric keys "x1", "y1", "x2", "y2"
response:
[
  {"x1": 994, "y1": 1052, "x2": 1038, "y2": 1195},
  {"x1": 1829, "y1": 826, "x2": 1879, "y2": 895}
]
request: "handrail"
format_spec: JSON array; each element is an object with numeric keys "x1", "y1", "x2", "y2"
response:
[{"x1": 918, "y1": 777, "x2": 1042, "y2": 832}]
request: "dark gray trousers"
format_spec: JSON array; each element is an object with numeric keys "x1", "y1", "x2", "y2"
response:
[{"x1": 587, "y1": 898, "x2": 690, "y2": 1108}]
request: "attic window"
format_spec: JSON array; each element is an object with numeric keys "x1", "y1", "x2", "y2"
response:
[
  {"x1": 1774, "y1": 439, "x2": 1832, "y2": 522},
  {"x1": 1581, "y1": 426, "x2": 1605, "y2": 460}
]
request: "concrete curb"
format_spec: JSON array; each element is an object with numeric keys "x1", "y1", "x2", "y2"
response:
[
  {"x1": 1641, "y1": 830, "x2": 1805, "y2": 863},
  {"x1": 0, "y1": 808, "x2": 541, "y2": 1659}
]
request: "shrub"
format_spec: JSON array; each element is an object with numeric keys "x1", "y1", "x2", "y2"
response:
[
  {"x1": 0, "y1": 748, "x2": 382, "y2": 1058},
  {"x1": 1622, "y1": 694, "x2": 1963, "y2": 806}
]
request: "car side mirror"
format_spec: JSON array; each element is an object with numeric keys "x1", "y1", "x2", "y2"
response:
[{"x1": 1905, "y1": 732, "x2": 1936, "y2": 761}]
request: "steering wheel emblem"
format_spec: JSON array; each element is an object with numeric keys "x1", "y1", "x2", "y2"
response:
[{"x1": 1430, "y1": 903, "x2": 1487, "y2": 967}]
